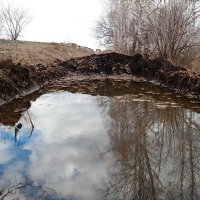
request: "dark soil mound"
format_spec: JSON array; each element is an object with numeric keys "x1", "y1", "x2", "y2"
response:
[
  {"x1": 58, "y1": 52, "x2": 200, "y2": 98},
  {"x1": 0, "y1": 60, "x2": 64, "y2": 102},
  {"x1": 58, "y1": 53, "x2": 132, "y2": 75},
  {"x1": 1, "y1": 52, "x2": 200, "y2": 104}
]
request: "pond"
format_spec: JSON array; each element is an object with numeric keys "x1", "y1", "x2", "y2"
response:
[{"x1": 0, "y1": 81, "x2": 200, "y2": 200}]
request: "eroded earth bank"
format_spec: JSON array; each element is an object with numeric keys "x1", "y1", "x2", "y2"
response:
[{"x1": 1, "y1": 52, "x2": 200, "y2": 105}]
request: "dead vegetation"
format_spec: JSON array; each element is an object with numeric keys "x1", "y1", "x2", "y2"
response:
[
  {"x1": 0, "y1": 39, "x2": 94, "y2": 66},
  {"x1": 97, "y1": 0, "x2": 200, "y2": 61}
]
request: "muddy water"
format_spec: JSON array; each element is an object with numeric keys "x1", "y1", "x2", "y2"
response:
[{"x1": 0, "y1": 81, "x2": 200, "y2": 200}]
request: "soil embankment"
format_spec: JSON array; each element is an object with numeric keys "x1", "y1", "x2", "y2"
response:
[
  {"x1": 2, "y1": 51, "x2": 200, "y2": 125},
  {"x1": 58, "y1": 53, "x2": 200, "y2": 98},
  {"x1": 0, "y1": 59, "x2": 65, "y2": 103},
  {"x1": 0, "y1": 40, "x2": 94, "y2": 103},
  {"x1": 1, "y1": 51, "x2": 200, "y2": 104}
]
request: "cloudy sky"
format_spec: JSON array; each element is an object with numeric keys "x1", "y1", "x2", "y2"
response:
[{"x1": 0, "y1": 0, "x2": 104, "y2": 49}]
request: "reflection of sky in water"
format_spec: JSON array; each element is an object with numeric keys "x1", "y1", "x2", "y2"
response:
[
  {"x1": 0, "y1": 92, "x2": 110, "y2": 200},
  {"x1": 1, "y1": 90, "x2": 200, "y2": 199}
]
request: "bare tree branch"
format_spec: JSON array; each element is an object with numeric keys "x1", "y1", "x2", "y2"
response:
[
  {"x1": 1, "y1": 3, "x2": 31, "y2": 40},
  {"x1": 96, "y1": 0, "x2": 200, "y2": 60}
]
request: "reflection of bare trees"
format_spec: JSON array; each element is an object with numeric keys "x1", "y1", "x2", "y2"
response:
[
  {"x1": 19, "y1": 110, "x2": 35, "y2": 139},
  {"x1": 27, "y1": 111, "x2": 34, "y2": 138},
  {"x1": 102, "y1": 95, "x2": 200, "y2": 200},
  {"x1": 0, "y1": 174, "x2": 56, "y2": 200}
]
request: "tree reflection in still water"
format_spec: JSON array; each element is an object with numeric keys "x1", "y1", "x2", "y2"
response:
[
  {"x1": 101, "y1": 95, "x2": 200, "y2": 200},
  {"x1": 0, "y1": 173, "x2": 57, "y2": 200}
]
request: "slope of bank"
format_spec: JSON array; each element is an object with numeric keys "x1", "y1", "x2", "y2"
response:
[
  {"x1": 0, "y1": 40, "x2": 94, "y2": 104},
  {"x1": 0, "y1": 59, "x2": 65, "y2": 104},
  {"x1": 1, "y1": 51, "x2": 200, "y2": 104},
  {"x1": 0, "y1": 39, "x2": 94, "y2": 66},
  {"x1": 58, "y1": 53, "x2": 200, "y2": 99}
]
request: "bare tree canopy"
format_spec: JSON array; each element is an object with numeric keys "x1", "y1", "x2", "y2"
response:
[
  {"x1": 96, "y1": 0, "x2": 200, "y2": 60},
  {"x1": 1, "y1": 4, "x2": 31, "y2": 40}
]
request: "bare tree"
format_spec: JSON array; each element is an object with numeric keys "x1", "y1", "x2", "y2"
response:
[
  {"x1": 97, "y1": 0, "x2": 200, "y2": 60},
  {"x1": 144, "y1": 0, "x2": 200, "y2": 59},
  {"x1": 95, "y1": 0, "x2": 156, "y2": 55},
  {"x1": 1, "y1": 4, "x2": 31, "y2": 40},
  {"x1": 97, "y1": 0, "x2": 139, "y2": 55},
  {"x1": 96, "y1": 17, "x2": 113, "y2": 46}
]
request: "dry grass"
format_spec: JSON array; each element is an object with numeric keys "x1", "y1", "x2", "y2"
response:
[
  {"x1": 183, "y1": 56, "x2": 200, "y2": 74},
  {"x1": 0, "y1": 39, "x2": 94, "y2": 66},
  {"x1": 167, "y1": 54, "x2": 200, "y2": 74}
]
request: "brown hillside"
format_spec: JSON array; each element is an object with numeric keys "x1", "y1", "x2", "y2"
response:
[{"x1": 0, "y1": 39, "x2": 94, "y2": 66}]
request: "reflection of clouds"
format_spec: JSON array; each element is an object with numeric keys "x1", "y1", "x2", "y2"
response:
[
  {"x1": 0, "y1": 126, "x2": 30, "y2": 177},
  {"x1": 0, "y1": 143, "x2": 14, "y2": 165},
  {"x1": 29, "y1": 92, "x2": 104, "y2": 141},
  {"x1": 29, "y1": 135, "x2": 108, "y2": 199},
  {"x1": 24, "y1": 92, "x2": 109, "y2": 200}
]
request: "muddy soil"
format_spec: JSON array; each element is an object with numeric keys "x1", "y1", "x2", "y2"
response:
[
  {"x1": 0, "y1": 59, "x2": 64, "y2": 103},
  {"x1": 1, "y1": 52, "x2": 200, "y2": 105},
  {"x1": 58, "y1": 53, "x2": 200, "y2": 98}
]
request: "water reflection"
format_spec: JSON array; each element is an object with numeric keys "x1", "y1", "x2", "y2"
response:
[
  {"x1": 0, "y1": 87, "x2": 200, "y2": 199},
  {"x1": 102, "y1": 95, "x2": 200, "y2": 200},
  {"x1": 0, "y1": 92, "x2": 110, "y2": 200},
  {"x1": 0, "y1": 173, "x2": 58, "y2": 200}
]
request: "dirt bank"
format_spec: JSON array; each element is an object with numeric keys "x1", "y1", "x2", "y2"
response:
[
  {"x1": 1, "y1": 52, "x2": 200, "y2": 104},
  {"x1": 2, "y1": 51, "x2": 200, "y2": 125},
  {"x1": 0, "y1": 59, "x2": 65, "y2": 103},
  {"x1": 58, "y1": 52, "x2": 200, "y2": 98},
  {"x1": 0, "y1": 40, "x2": 94, "y2": 103}
]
